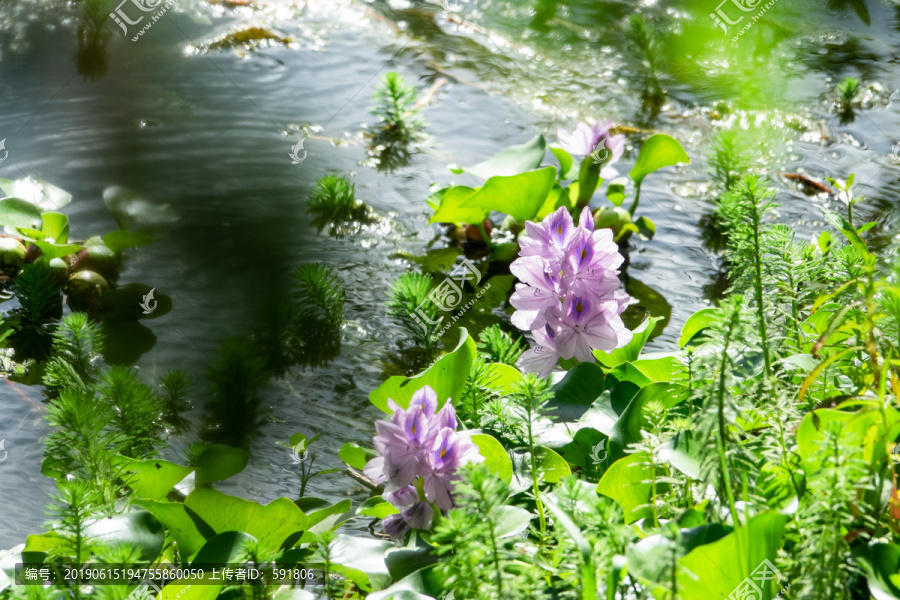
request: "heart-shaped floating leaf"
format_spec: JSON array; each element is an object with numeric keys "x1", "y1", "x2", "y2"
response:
[
  {"x1": 369, "y1": 328, "x2": 476, "y2": 413},
  {"x1": 628, "y1": 134, "x2": 689, "y2": 186},
  {"x1": 463, "y1": 134, "x2": 547, "y2": 179},
  {"x1": 0, "y1": 177, "x2": 72, "y2": 211},
  {"x1": 0, "y1": 198, "x2": 42, "y2": 229},
  {"x1": 462, "y1": 166, "x2": 557, "y2": 222}
]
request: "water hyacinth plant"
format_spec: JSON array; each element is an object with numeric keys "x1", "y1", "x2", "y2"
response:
[
  {"x1": 364, "y1": 385, "x2": 481, "y2": 542},
  {"x1": 511, "y1": 206, "x2": 632, "y2": 376}
]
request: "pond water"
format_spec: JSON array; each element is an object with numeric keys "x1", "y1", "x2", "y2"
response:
[{"x1": 0, "y1": 0, "x2": 898, "y2": 548}]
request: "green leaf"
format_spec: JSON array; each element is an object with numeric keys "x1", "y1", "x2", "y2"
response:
[
  {"x1": 359, "y1": 500, "x2": 399, "y2": 519},
  {"x1": 428, "y1": 186, "x2": 485, "y2": 225},
  {"x1": 628, "y1": 134, "x2": 690, "y2": 187},
  {"x1": 605, "y1": 178, "x2": 628, "y2": 207},
  {"x1": 0, "y1": 177, "x2": 72, "y2": 211},
  {"x1": 552, "y1": 361, "x2": 606, "y2": 409},
  {"x1": 535, "y1": 446, "x2": 571, "y2": 483},
  {"x1": 481, "y1": 362, "x2": 525, "y2": 394},
  {"x1": 855, "y1": 543, "x2": 900, "y2": 600},
  {"x1": 678, "y1": 307, "x2": 719, "y2": 348},
  {"x1": 634, "y1": 216, "x2": 655, "y2": 240},
  {"x1": 472, "y1": 433, "x2": 513, "y2": 484},
  {"x1": 461, "y1": 167, "x2": 557, "y2": 222},
  {"x1": 369, "y1": 329, "x2": 476, "y2": 413},
  {"x1": 132, "y1": 499, "x2": 214, "y2": 561},
  {"x1": 158, "y1": 532, "x2": 257, "y2": 600},
  {"x1": 84, "y1": 511, "x2": 165, "y2": 562},
  {"x1": 608, "y1": 382, "x2": 690, "y2": 463},
  {"x1": 103, "y1": 186, "x2": 178, "y2": 231},
  {"x1": 823, "y1": 209, "x2": 869, "y2": 257},
  {"x1": 597, "y1": 452, "x2": 655, "y2": 523},
  {"x1": 549, "y1": 146, "x2": 578, "y2": 180},
  {"x1": 494, "y1": 506, "x2": 533, "y2": 538},
  {"x1": 339, "y1": 442, "x2": 371, "y2": 470},
  {"x1": 464, "y1": 134, "x2": 546, "y2": 179},
  {"x1": 103, "y1": 230, "x2": 155, "y2": 253},
  {"x1": 330, "y1": 534, "x2": 393, "y2": 592},
  {"x1": 40, "y1": 212, "x2": 69, "y2": 243},
  {"x1": 306, "y1": 499, "x2": 353, "y2": 532},
  {"x1": 185, "y1": 488, "x2": 308, "y2": 554},
  {"x1": 0, "y1": 198, "x2": 42, "y2": 229},
  {"x1": 594, "y1": 317, "x2": 660, "y2": 367},
  {"x1": 116, "y1": 456, "x2": 194, "y2": 500},
  {"x1": 677, "y1": 513, "x2": 788, "y2": 599},
  {"x1": 194, "y1": 444, "x2": 249, "y2": 486},
  {"x1": 28, "y1": 240, "x2": 82, "y2": 260}
]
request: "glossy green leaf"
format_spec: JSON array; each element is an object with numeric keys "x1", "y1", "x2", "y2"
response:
[
  {"x1": 494, "y1": 506, "x2": 533, "y2": 538},
  {"x1": 0, "y1": 198, "x2": 42, "y2": 229},
  {"x1": 330, "y1": 534, "x2": 393, "y2": 592},
  {"x1": 535, "y1": 446, "x2": 571, "y2": 483},
  {"x1": 0, "y1": 177, "x2": 72, "y2": 211},
  {"x1": 462, "y1": 166, "x2": 557, "y2": 222},
  {"x1": 482, "y1": 362, "x2": 525, "y2": 394},
  {"x1": 678, "y1": 307, "x2": 720, "y2": 348},
  {"x1": 677, "y1": 513, "x2": 788, "y2": 599},
  {"x1": 608, "y1": 382, "x2": 690, "y2": 463},
  {"x1": 194, "y1": 445, "x2": 249, "y2": 486},
  {"x1": 549, "y1": 146, "x2": 578, "y2": 180},
  {"x1": 472, "y1": 433, "x2": 513, "y2": 484},
  {"x1": 370, "y1": 329, "x2": 476, "y2": 413},
  {"x1": 116, "y1": 456, "x2": 194, "y2": 500},
  {"x1": 40, "y1": 212, "x2": 69, "y2": 243},
  {"x1": 359, "y1": 500, "x2": 399, "y2": 519},
  {"x1": 84, "y1": 511, "x2": 165, "y2": 562},
  {"x1": 855, "y1": 543, "x2": 900, "y2": 600},
  {"x1": 464, "y1": 134, "x2": 546, "y2": 179},
  {"x1": 132, "y1": 499, "x2": 213, "y2": 561},
  {"x1": 339, "y1": 442, "x2": 371, "y2": 470},
  {"x1": 594, "y1": 317, "x2": 660, "y2": 367},
  {"x1": 427, "y1": 186, "x2": 484, "y2": 225},
  {"x1": 29, "y1": 240, "x2": 82, "y2": 260},
  {"x1": 159, "y1": 532, "x2": 257, "y2": 600},
  {"x1": 628, "y1": 134, "x2": 690, "y2": 186},
  {"x1": 103, "y1": 230, "x2": 154, "y2": 253},
  {"x1": 185, "y1": 488, "x2": 308, "y2": 554},
  {"x1": 551, "y1": 361, "x2": 606, "y2": 412},
  {"x1": 606, "y1": 178, "x2": 628, "y2": 207},
  {"x1": 635, "y1": 216, "x2": 655, "y2": 240},
  {"x1": 597, "y1": 452, "x2": 655, "y2": 523},
  {"x1": 103, "y1": 186, "x2": 178, "y2": 231}
]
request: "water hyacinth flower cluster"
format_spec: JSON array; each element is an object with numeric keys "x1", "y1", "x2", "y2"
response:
[
  {"x1": 557, "y1": 119, "x2": 626, "y2": 178},
  {"x1": 363, "y1": 386, "x2": 481, "y2": 542},
  {"x1": 512, "y1": 206, "x2": 632, "y2": 377}
]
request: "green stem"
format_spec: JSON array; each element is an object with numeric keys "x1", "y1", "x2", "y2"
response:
[
  {"x1": 629, "y1": 182, "x2": 642, "y2": 217},
  {"x1": 717, "y1": 329, "x2": 741, "y2": 528},
  {"x1": 527, "y1": 403, "x2": 547, "y2": 542},
  {"x1": 751, "y1": 210, "x2": 772, "y2": 380}
]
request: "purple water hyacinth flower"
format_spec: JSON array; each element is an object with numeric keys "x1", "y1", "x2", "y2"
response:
[
  {"x1": 512, "y1": 206, "x2": 632, "y2": 375},
  {"x1": 517, "y1": 323, "x2": 561, "y2": 379},
  {"x1": 555, "y1": 295, "x2": 621, "y2": 361},
  {"x1": 366, "y1": 385, "x2": 483, "y2": 541},
  {"x1": 423, "y1": 427, "x2": 481, "y2": 511},
  {"x1": 381, "y1": 502, "x2": 434, "y2": 545},
  {"x1": 557, "y1": 120, "x2": 626, "y2": 178},
  {"x1": 383, "y1": 485, "x2": 418, "y2": 509}
]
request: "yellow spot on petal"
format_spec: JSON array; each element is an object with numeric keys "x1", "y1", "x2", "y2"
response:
[
  {"x1": 557, "y1": 224, "x2": 562, "y2": 235},
  {"x1": 440, "y1": 448, "x2": 446, "y2": 458},
  {"x1": 576, "y1": 301, "x2": 583, "y2": 312}
]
